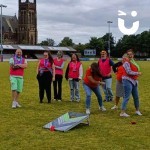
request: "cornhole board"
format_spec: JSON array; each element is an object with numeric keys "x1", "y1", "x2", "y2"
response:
[{"x1": 43, "y1": 112, "x2": 89, "y2": 132}]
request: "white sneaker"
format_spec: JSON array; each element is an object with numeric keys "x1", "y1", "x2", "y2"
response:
[
  {"x1": 16, "y1": 102, "x2": 22, "y2": 108},
  {"x1": 75, "y1": 99, "x2": 80, "y2": 102},
  {"x1": 12, "y1": 101, "x2": 17, "y2": 108},
  {"x1": 120, "y1": 112, "x2": 130, "y2": 117},
  {"x1": 111, "y1": 105, "x2": 118, "y2": 110},
  {"x1": 86, "y1": 108, "x2": 90, "y2": 115},
  {"x1": 99, "y1": 106, "x2": 106, "y2": 111},
  {"x1": 70, "y1": 98, "x2": 74, "y2": 102},
  {"x1": 135, "y1": 111, "x2": 142, "y2": 116}
]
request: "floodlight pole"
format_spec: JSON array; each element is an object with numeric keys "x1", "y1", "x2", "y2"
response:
[
  {"x1": 107, "y1": 21, "x2": 113, "y2": 57},
  {"x1": 0, "y1": 4, "x2": 7, "y2": 62}
]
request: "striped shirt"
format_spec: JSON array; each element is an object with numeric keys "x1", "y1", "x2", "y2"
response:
[{"x1": 122, "y1": 62, "x2": 139, "y2": 85}]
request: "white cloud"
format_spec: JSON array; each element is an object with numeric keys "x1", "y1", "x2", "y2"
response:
[{"x1": 1, "y1": 0, "x2": 150, "y2": 44}]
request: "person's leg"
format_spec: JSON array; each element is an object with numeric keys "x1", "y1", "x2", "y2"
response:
[
  {"x1": 10, "y1": 76, "x2": 18, "y2": 108},
  {"x1": 12, "y1": 90, "x2": 17, "y2": 100},
  {"x1": 15, "y1": 78, "x2": 24, "y2": 107},
  {"x1": 69, "y1": 80, "x2": 74, "y2": 101},
  {"x1": 46, "y1": 84, "x2": 51, "y2": 103},
  {"x1": 74, "y1": 80, "x2": 80, "y2": 101},
  {"x1": 15, "y1": 92, "x2": 20, "y2": 101},
  {"x1": 101, "y1": 79, "x2": 108, "y2": 101},
  {"x1": 83, "y1": 83, "x2": 92, "y2": 114},
  {"x1": 115, "y1": 96, "x2": 120, "y2": 106},
  {"x1": 92, "y1": 86, "x2": 106, "y2": 111},
  {"x1": 111, "y1": 96, "x2": 120, "y2": 109},
  {"x1": 105, "y1": 78, "x2": 113, "y2": 101},
  {"x1": 53, "y1": 75, "x2": 57, "y2": 100},
  {"x1": 132, "y1": 84, "x2": 142, "y2": 115},
  {"x1": 37, "y1": 75, "x2": 44, "y2": 103},
  {"x1": 45, "y1": 72, "x2": 52, "y2": 103},
  {"x1": 112, "y1": 80, "x2": 124, "y2": 109},
  {"x1": 11, "y1": 90, "x2": 18, "y2": 108},
  {"x1": 120, "y1": 79, "x2": 132, "y2": 116},
  {"x1": 57, "y1": 75, "x2": 63, "y2": 100}
]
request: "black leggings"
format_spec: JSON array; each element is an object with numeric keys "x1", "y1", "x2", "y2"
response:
[
  {"x1": 37, "y1": 71, "x2": 52, "y2": 103},
  {"x1": 53, "y1": 74, "x2": 63, "y2": 100}
]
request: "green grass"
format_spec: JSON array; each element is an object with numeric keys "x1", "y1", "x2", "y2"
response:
[{"x1": 0, "y1": 61, "x2": 150, "y2": 150}]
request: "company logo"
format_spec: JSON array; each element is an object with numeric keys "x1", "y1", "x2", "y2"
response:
[{"x1": 118, "y1": 10, "x2": 139, "y2": 35}]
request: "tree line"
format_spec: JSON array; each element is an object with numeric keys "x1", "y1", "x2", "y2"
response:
[{"x1": 38, "y1": 30, "x2": 150, "y2": 57}]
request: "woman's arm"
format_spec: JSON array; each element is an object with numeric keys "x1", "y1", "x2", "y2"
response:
[
  {"x1": 79, "y1": 64, "x2": 83, "y2": 80},
  {"x1": 52, "y1": 63, "x2": 55, "y2": 81},
  {"x1": 55, "y1": 61, "x2": 65, "y2": 69},
  {"x1": 123, "y1": 61, "x2": 140, "y2": 75},
  {"x1": 87, "y1": 76, "x2": 100, "y2": 84},
  {"x1": 36, "y1": 61, "x2": 40, "y2": 74}
]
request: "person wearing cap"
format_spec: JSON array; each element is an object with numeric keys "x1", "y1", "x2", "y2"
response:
[
  {"x1": 53, "y1": 51, "x2": 65, "y2": 101},
  {"x1": 9, "y1": 49, "x2": 27, "y2": 108},
  {"x1": 120, "y1": 49, "x2": 142, "y2": 117},
  {"x1": 65, "y1": 53, "x2": 83, "y2": 102},
  {"x1": 98, "y1": 50, "x2": 114, "y2": 102}
]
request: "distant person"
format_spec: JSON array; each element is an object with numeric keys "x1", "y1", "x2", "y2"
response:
[
  {"x1": 65, "y1": 53, "x2": 83, "y2": 102},
  {"x1": 98, "y1": 50, "x2": 114, "y2": 102},
  {"x1": 83, "y1": 62, "x2": 106, "y2": 115},
  {"x1": 120, "y1": 49, "x2": 142, "y2": 117},
  {"x1": 36, "y1": 51, "x2": 55, "y2": 103},
  {"x1": 9, "y1": 49, "x2": 27, "y2": 108},
  {"x1": 111, "y1": 54, "x2": 128, "y2": 110},
  {"x1": 53, "y1": 51, "x2": 65, "y2": 101}
]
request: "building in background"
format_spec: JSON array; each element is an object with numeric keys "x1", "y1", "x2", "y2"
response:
[
  {"x1": 1, "y1": 0, "x2": 37, "y2": 45},
  {"x1": 18, "y1": 0, "x2": 37, "y2": 45},
  {"x1": 0, "y1": 15, "x2": 18, "y2": 44}
]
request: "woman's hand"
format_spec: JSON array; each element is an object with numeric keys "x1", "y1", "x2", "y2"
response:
[
  {"x1": 52, "y1": 77, "x2": 55, "y2": 81},
  {"x1": 99, "y1": 81, "x2": 105, "y2": 85}
]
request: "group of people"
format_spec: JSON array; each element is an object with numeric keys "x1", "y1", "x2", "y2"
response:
[{"x1": 9, "y1": 48, "x2": 142, "y2": 117}]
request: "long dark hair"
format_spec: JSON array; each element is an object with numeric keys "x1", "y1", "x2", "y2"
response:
[
  {"x1": 91, "y1": 62, "x2": 101, "y2": 77},
  {"x1": 71, "y1": 53, "x2": 80, "y2": 62},
  {"x1": 44, "y1": 50, "x2": 54, "y2": 64}
]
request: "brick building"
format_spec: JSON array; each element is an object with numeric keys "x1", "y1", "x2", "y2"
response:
[{"x1": 0, "y1": 0, "x2": 37, "y2": 45}]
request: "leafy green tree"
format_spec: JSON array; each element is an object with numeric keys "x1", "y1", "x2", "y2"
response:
[
  {"x1": 88, "y1": 37, "x2": 104, "y2": 56},
  {"x1": 101, "y1": 33, "x2": 115, "y2": 56},
  {"x1": 40, "y1": 38, "x2": 55, "y2": 46},
  {"x1": 46, "y1": 38, "x2": 55, "y2": 46},
  {"x1": 74, "y1": 43, "x2": 87, "y2": 56},
  {"x1": 59, "y1": 37, "x2": 74, "y2": 46}
]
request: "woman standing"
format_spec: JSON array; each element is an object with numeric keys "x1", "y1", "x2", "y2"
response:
[
  {"x1": 98, "y1": 50, "x2": 114, "y2": 102},
  {"x1": 111, "y1": 54, "x2": 128, "y2": 110},
  {"x1": 65, "y1": 53, "x2": 83, "y2": 102},
  {"x1": 53, "y1": 51, "x2": 64, "y2": 101},
  {"x1": 83, "y1": 62, "x2": 106, "y2": 115},
  {"x1": 37, "y1": 51, "x2": 55, "y2": 103},
  {"x1": 120, "y1": 49, "x2": 142, "y2": 117}
]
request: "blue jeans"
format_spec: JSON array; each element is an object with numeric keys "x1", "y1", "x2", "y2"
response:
[
  {"x1": 121, "y1": 79, "x2": 139, "y2": 110},
  {"x1": 83, "y1": 83, "x2": 103, "y2": 109},
  {"x1": 102, "y1": 78, "x2": 113, "y2": 101},
  {"x1": 69, "y1": 80, "x2": 80, "y2": 100}
]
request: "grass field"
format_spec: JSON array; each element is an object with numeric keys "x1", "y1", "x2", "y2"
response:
[{"x1": 0, "y1": 61, "x2": 150, "y2": 150}]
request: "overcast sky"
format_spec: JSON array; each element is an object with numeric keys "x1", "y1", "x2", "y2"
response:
[{"x1": 1, "y1": 0, "x2": 150, "y2": 44}]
